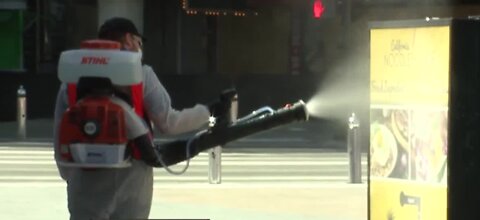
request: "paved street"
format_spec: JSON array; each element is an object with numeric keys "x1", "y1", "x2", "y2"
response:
[
  {"x1": 0, "y1": 142, "x2": 368, "y2": 220},
  {"x1": 0, "y1": 143, "x2": 367, "y2": 187}
]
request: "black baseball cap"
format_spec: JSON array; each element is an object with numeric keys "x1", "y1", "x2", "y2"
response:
[{"x1": 98, "y1": 17, "x2": 146, "y2": 41}]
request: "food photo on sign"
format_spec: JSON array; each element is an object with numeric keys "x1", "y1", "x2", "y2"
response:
[
  {"x1": 370, "y1": 108, "x2": 410, "y2": 180},
  {"x1": 410, "y1": 109, "x2": 448, "y2": 183}
]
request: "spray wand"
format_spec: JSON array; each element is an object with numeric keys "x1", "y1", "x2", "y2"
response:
[{"x1": 150, "y1": 89, "x2": 309, "y2": 169}]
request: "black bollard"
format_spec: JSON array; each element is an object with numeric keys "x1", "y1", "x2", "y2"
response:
[{"x1": 348, "y1": 112, "x2": 361, "y2": 183}]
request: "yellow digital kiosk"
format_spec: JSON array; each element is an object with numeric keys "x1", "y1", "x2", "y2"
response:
[
  {"x1": 369, "y1": 19, "x2": 450, "y2": 220},
  {"x1": 370, "y1": 17, "x2": 480, "y2": 220}
]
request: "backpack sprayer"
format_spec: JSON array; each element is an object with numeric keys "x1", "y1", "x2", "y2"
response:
[{"x1": 56, "y1": 39, "x2": 309, "y2": 170}]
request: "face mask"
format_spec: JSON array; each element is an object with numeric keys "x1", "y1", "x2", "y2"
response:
[{"x1": 137, "y1": 48, "x2": 143, "y2": 60}]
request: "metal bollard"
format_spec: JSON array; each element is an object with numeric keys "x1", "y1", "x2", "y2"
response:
[
  {"x1": 208, "y1": 146, "x2": 222, "y2": 184},
  {"x1": 348, "y1": 112, "x2": 361, "y2": 183},
  {"x1": 209, "y1": 94, "x2": 238, "y2": 184},
  {"x1": 17, "y1": 85, "x2": 27, "y2": 140}
]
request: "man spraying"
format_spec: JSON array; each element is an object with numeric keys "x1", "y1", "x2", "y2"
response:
[{"x1": 53, "y1": 17, "x2": 218, "y2": 219}]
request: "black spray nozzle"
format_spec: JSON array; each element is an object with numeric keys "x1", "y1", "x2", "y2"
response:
[
  {"x1": 275, "y1": 100, "x2": 309, "y2": 122},
  {"x1": 216, "y1": 100, "x2": 309, "y2": 144}
]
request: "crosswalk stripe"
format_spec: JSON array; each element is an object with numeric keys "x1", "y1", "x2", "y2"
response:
[
  {"x1": 0, "y1": 149, "x2": 361, "y2": 157},
  {"x1": 0, "y1": 152, "x2": 366, "y2": 161},
  {"x1": 0, "y1": 156, "x2": 366, "y2": 163},
  {"x1": 0, "y1": 150, "x2": 53, "y2": 155},
  {"x1": 0, "y1": 176, "x2": 367, "y2": 180},
  {"x1": 0, "y1": 175, "x2": 366, "y2": 181},
  {"x1": 0, "y1": 182, "x2": 368, "y2": 188},
  {"x1": 0, "y1": 176, "x2": 62, "y2": 180},
  {"x1": 0, "y1": 160, "x2": 366, "y2": 166},
  {"x1": 0, "y1": 182, "x2": 67, "y2": 187},
  {"x1": 0, "y1": 167, "x2": 368, "y2": 173},
  {"x1": 0, "y1": 147, "x2": 365, "y2": 156},
  {"x1": 0, "y1": 146, "x2": 369, "y2": 186},
  {"x1": 0, "y1": 161, "x2": 56, "y2": 165},
  {"x1": 0, "y1": 154, "x2": 367, "y2": 161},
  {"x1": 0, "y1": 168, "x2": 60, "y2": 171},
  {"x1": 0, "y1": 156, "x2": 54, "y2": 159}
]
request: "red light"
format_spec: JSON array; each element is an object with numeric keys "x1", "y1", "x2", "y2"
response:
[{"x1": 313, "y1": 0, "x2": 325, "y2": 19}]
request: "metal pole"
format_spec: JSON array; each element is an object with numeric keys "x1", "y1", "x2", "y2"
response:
[
  {"x1": 176, "y1": 5, "x2": 182, "y2": 75},
  {"x1": 35, "y1": 0, "x2": 41, "y2": 73},
  {"x1": 17, "y1": 85, "x2": 27, "y2": 139},
  {"x1": 348, "y1": 112, "x2": 361, "y2": 183},
  {"x1": 341, "y1": 0, "x2": 352, "y2": 49},
  {"x1": 209, "y1": 94, "x2": 238, "y2": 184}
]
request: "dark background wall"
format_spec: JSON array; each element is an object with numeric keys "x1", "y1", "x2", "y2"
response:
[{"x1": 2, "y1": 0, "x2": 480, "y2": 152}]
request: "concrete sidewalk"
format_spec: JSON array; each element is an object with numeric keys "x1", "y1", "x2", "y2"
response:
[{"x1": 0, "y1": 183, "x2": 367, "y2": 220}]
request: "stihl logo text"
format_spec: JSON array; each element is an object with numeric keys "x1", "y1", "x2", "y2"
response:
[{"x1": 81, "y1": 56, "x2": 110, "y2": 65}]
